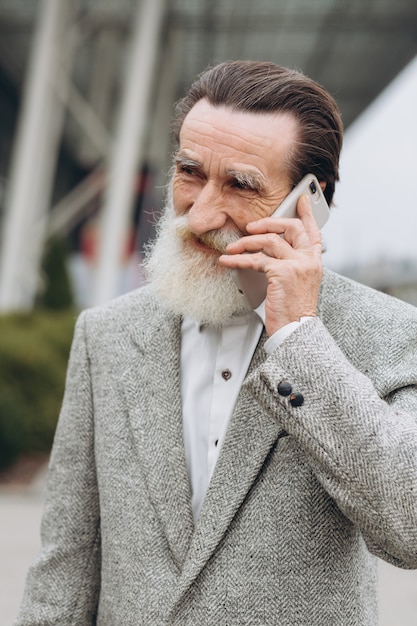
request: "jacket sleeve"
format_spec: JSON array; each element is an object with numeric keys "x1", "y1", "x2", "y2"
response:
[
  {"x1": 14, "y1": 311, "x2": 101, "y2": 625},
  {"x1": 244, "y1": 316, "x2": 417, "y2": 569}
]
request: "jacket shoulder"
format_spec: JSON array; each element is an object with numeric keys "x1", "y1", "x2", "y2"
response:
[
  {"x1": 81, "y1": 285, "x2": 161, "y2": 328},
  {"x1": 319, "y1": 268, "x2": 417, "y2": 390},
  {"x1": 71, "y1": 285, "x2": 174, "y2": 358},
  {"x1": 320, "y1": 268, "x2": 417, "y2": 327}
]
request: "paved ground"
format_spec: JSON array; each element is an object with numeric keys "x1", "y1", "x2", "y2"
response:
[
  {"x1": 0, "y1": 466, "x2": 46, "y2": 626},
  {"x1": 1, "y1": 465, "x2": 417, "y2": 626}
]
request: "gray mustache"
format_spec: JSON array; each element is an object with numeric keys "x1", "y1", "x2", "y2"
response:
[{"x1": 174, "y1": 218, "x2": 242, "y2": 254}]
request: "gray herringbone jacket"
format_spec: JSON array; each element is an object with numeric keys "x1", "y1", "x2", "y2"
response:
[{"x1": 15, "y1": 269, "x2": 417, "y2": 625}]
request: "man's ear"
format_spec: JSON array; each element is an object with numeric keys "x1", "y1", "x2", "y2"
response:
[{"x1": 319, "y1": 181, "x2": 327, "y2": 192}]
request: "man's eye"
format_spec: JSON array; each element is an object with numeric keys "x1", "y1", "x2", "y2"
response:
[
  {"x1": 179, "y1": 165, "x2": 196, "y2": 176},
  {"x1": 232, "y1": 180, "x2": 255, "y2": 192}
]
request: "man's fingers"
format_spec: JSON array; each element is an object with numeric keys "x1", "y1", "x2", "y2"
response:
[
  {"x1": 225, "y1": 232, "x2": 290, "y2": 256},
  {"x1": 296, "y1": 194, "x2": 323, "y2": 246},
  {"x1": 219, "y1": 250, "x2": 268, "y2": 272}
]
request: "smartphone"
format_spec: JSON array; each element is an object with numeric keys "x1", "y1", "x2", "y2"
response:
[{"x1": 232, "y1": 174, "x2": 329, "y2": 309}]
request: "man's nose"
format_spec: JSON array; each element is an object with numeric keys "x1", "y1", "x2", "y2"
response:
[{"x1": 187, "y1": 183, "x2": 228, "y2": 235}]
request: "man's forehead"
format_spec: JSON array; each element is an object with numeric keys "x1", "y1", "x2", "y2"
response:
[
  {"x1": 180, "y1": 99, "x2": 298, "y2": 153},
  {"x1": 181, "y1": 98, "x2": 297, "y2": 133},
  {"x1": 177, "y1": 99, "x2": 297, "y2": 180}
]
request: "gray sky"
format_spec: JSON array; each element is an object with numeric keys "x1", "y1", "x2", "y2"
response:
[{"x1": 322, "y1": 55, "x2": 417, "y2": 272}]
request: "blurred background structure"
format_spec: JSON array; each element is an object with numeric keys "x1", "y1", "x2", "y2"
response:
[{"x1": 0, "y1": 0, "x2": 417, "y2": 311}]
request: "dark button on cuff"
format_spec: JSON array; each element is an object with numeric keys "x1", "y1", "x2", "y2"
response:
[
  {"x1": 277, "y1": 380, "x2": 292, "y2": 397},
  {"x1": 290, "y1": 392, "x2": 304, "y2": 407}
]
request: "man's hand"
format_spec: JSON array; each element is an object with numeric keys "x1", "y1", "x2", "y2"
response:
[{"x1": 219, "y1": 194, "x2": 323, "y2": 336}]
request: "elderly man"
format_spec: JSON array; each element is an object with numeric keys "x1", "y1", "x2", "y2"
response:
[{"x1": 16, "y1": 61, "x2": 417, "y2": 625}]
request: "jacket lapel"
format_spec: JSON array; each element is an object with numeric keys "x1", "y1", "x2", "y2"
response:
[
  {"x1": 172, "y1": 329, "x2": 288, "y2": 602},
  {"x1": 122, "y1": 292, "x2": 288, "y2": 601},
  {"x1": 121, "y1": 298, "x2": 194, "y2": 571}
]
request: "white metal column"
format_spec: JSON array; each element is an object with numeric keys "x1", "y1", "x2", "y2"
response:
[
  {"x1": 92, "y1": 0, "x2": 167, "y2": 306},
  {"x1": 0, "y1": 0, "x2": 74, "y2": 311}
]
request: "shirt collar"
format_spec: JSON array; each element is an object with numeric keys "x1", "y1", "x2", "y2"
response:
[
  {"x1": 254, "y1": 299, "x2": 266, "y2": 325},
  {"x1": 183, "y1": 300, "x2": 266, "y2": 334}
]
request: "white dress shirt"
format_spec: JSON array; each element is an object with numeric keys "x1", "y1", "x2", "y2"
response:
[{"x1": 181, "y1": 305, "x2": 311, "y2": 521}]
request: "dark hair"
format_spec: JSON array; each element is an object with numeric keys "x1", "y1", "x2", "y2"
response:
[{"x1": 172, "y1": 61, "x2": 343, "y2": 205}]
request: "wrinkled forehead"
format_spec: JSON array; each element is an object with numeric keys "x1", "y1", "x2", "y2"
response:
[
  {"x1": 181, "y1": 98, "x2": 298, "y2": 142},
  {"x1": 178, "y1": 99, "x2": 299, "y2": 176}
]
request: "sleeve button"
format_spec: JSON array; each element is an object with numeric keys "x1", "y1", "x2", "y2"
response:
[
  {"x1": 277, "y1": 380, "x2": 292, "y2": 396},
  {"x1": 290, "y1": 392, "x2": 304, "y2": 407}
]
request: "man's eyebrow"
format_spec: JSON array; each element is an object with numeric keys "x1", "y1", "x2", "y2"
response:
[
  {"x1": 174, "y1": 153, "x2": 202, "y2": 168},
  {"x1": 174, "y1": 154, "x2": 266, "y2": 191},
  {"x1": 226, "y1": 169, "x2": 266, "y2": 192}
]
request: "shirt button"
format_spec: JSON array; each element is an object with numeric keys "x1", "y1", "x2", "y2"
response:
[{"x1": 222, "y1": 369, "x2": 232, "y2": 381}]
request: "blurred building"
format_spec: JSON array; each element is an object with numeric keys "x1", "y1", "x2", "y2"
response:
[
  {"x1": 332, "y1": 260, "x2": 417, "y2": 308},
  {"x1": 0, "y1": 0, "x2": 417, "y2": 310}
]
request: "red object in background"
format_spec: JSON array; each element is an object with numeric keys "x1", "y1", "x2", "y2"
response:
[{"x1": 81, "y1": 219, "x2": 135, "y2": 263}]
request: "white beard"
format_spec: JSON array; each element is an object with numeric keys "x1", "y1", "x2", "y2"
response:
[{"x1": 143, "y1": 203, "x2": 250, "y2": 326}]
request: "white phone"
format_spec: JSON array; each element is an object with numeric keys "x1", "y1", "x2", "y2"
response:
[{"x1": 232, "y1": 173, "x2": 329, "y2": 309}]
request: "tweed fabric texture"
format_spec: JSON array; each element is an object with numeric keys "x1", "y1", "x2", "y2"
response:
[{"x1": 15, "y1": 268, "x2": 417, "y2": 625}]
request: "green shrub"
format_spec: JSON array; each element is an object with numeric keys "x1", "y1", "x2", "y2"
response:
[
  {"x1": 37, "y1": 237, "x2": 74, "y2": 310},
  {"x1": 0, "y1": 309, "x2": 77, "y2": 469}
]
